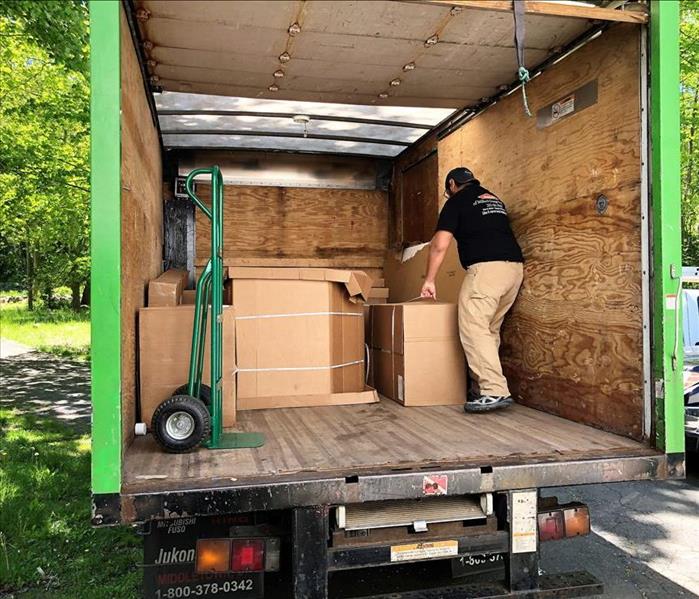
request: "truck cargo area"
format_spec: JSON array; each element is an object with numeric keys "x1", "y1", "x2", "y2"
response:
[
  {"x1": 92, "y1": 1, "x2": 687, "y2": 529},
  {"x1": 124, "y1": 402, "x2": 652, "y2": 494}
]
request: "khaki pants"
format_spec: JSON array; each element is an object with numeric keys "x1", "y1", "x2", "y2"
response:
[{"x1": 458, "y1": 261, "x2": 523, "y2": 397}]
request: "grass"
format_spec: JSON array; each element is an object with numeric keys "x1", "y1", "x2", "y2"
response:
[
  {"x1": 0, "y1": 408, "x2": 141, "y2": 598},
  {"x1": 0, "y1": 301, "x2": 90, "y2": 361}
]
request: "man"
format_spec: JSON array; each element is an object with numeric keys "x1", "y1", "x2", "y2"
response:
[{"x1": 420, "y1": 167, "x2": 523, "y2": 413}]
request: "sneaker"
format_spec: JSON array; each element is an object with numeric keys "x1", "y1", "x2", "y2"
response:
[{"x1": 464, "y1": 395, "x2": 513, "y2": 413}]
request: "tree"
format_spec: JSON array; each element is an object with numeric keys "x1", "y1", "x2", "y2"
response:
[
  {"x1": 0, "y1": 3, "x2": 89, "y2": 309},
  {"x1": 681, "y1": 0, "x2": 699, "y2": 266}
]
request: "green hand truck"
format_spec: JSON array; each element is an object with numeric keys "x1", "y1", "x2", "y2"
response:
[{"x1": 151, "y1": 166, "x2": 264, "y2": 452}]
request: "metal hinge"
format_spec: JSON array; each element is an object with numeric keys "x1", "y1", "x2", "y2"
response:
[{"x1": 655, "y1": 379, "x2": 665, "y2": 399}]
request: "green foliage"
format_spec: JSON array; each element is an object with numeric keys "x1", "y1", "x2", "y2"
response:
[
  {"x1": 0, "y1": 301, "x2": 90, "y2": 360},
  {"x1": 0, "y1": 1, "x2": 89, "y2": 76},
  {"x1": 0, "y1": 409, "x2": 140, "y2": 598},
  {"x1": 0, "y1": 5, "x2": 89, "y2": 303},
  {"x1": 682, "y1": 0, "x2": 699, "y2": 265}
]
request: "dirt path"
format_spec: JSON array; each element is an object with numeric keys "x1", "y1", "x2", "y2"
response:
[{"x1": 0, "y1": 337, "x2": 33, "y2": 358}]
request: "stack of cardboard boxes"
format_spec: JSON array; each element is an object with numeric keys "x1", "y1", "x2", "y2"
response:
[{"x1": 138, "y1": 266, "x2": 468, "y2": 430}]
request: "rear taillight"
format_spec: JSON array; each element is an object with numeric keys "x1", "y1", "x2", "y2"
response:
[
  {"x1": 538, "y1": 501, "x2": 590, "y2": 542},
  {"x1": 538, "y1": 511, "x2": 565, "y2": 542},
  {"x1": 196, "y1": 537, "x2": 274, "y2": 574},
  {"x1": 562, "y1": 505, "x2": 590, "y2": 537},
  {"x1": 231, "y1": 539, "x2": 265, "y2": 572},
  {"x1": 196, "y1": 539, "x2": 231, "y2": 573}
]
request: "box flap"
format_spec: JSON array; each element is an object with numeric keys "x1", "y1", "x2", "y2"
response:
[{"x1": 230, "y1": 267, "x2": 371, "y2": 302}]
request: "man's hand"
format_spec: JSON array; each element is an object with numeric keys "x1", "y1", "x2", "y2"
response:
[{"x1": 421, "y1": 280, "x2": 436, "y2": 299}]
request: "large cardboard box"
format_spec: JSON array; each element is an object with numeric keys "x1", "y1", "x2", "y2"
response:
[
  {"x1": 369, "y1": 301, "x2": 466, "y2": 406},
  {"x1": 139, "y1": 305, "x2": 237, "y2": 427},
  {"x1": 148, "y1": 269, "x2": 189, "y2": 307},
  {"x1": 230, "y1": 267, "x2": 378, "y2": 409},
  {"x1": 384, "y1": 241, "x2": 463, "y2": 303}
]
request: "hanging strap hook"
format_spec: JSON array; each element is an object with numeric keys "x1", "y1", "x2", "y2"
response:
[{"x1": 513, "y1": 0, "x2": 532, "y2": 118}]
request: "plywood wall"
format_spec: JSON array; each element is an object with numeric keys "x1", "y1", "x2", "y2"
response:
[
  {"x1": 391, "y1": 133, "x2": 439, "y2": 247},
  {"x1": 195, "y1": 184, "x2": 388, "y2": 271},
  {"x1": 120, "y1": 8, "x2": 163, "y2": 447},
  {"x1": 388, "y1": 24, "x2": 644, "y2": 439}
]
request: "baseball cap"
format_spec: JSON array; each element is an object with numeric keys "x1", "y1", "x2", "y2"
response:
[{"x1": 445, "y1": 167, "x2": 476, "y2": 190}]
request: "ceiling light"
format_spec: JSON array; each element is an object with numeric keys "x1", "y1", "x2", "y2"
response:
[
  {"x1": 273, "y1": 69, "x2": 285, "y2": 78},
  {"x1": 402, "y1": 62, "x2": 416, "y2": 72},
  {"x1": 288, "y1": 22, "x2": 301, "y2": 36},
  {"x1": 279, "y1": 52, "x2": 291, "y2": 63},
  {"x1": 292, "y1": 115, "x2": 310, "y2": 137},
  {"x1": 136, "y1": 8, "x2": 151, "y2": 22},
  {"x1": 268, "y1": 84, "x2": 279, "y2": 92},
  {"x1": 378, "y1": 92, "x2": 389, "y2": 99},
  {"x1": 390, "y1": 78, "x2": 401, "y2": 87},
  {"x1": 450, "y1": 6, "x2": 463, "y2": 16},
  {"x1": 424, "y1": 35, "x2": 439, "y2": 47}
]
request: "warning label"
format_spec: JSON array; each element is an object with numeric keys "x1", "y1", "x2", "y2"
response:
[
  {"x1": 390, "y1": 540, "x2": 459, "y2": 562},
  {"x1": 423, "y1": 474, "x2": 448, "y2": 495},
  {"x1": 511, "y1": 491, "x2": 538, "y2": 553},
  {"x1": 552, "y1": 95, "x2": 575, "y2": 120}
]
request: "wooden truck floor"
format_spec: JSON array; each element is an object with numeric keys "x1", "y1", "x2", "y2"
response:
[{"x1": 123, "y1": 400, "x2": 652, "y2": 494}]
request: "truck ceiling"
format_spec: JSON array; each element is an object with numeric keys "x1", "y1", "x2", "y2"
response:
[
  {"x1": 156, "y1": 93, "x2": 454, "y2": 157},
  {"x1": 129, "y1": 0, "x2": 647, "y2": 156}
]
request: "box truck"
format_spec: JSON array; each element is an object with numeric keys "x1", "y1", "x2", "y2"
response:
[{"x1": 90, "y1": 1, "x2": 685, "y2": 596}]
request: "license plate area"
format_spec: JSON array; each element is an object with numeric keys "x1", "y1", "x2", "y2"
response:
[{"x1": 451, "y1": 553, "x2": 505, "y2": 577}]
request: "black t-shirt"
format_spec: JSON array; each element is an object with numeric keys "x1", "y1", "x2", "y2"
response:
[{"x1": 436, "y1": 181, "x2": 523, "y2": 269}]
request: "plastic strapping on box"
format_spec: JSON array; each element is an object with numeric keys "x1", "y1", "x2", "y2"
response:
[
  {"x1": 235, "y1": 359, "x2": 365, "y2": 374},
  {"x1": 391, "y1": 305, "x2": 396, "y2": 399},
  {"x1": 235, "y1": 311, "x2": 363, "y2": 320},
  {"x1": 364, "y1": 343, "x2": 371, "y2": 384}
]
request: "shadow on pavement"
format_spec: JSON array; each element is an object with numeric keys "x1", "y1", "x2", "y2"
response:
[
  {"x1": 543, "y1": 454, "x2": 699, "y2": 598},
  {"x1": 0, "y1": 351, "x2": 90, "y2": 433}
]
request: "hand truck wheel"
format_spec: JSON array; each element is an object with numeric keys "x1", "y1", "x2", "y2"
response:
[
  {"x1": 172, "y1": 383, "x2": 211, "y2": 407},
  {"x1": 152, "y1": 395, "x2": 211, "y2": 453}
]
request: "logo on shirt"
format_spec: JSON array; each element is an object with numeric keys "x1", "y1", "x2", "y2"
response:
[{"x1": 474, "y1": 193, "x2": 508, "y2": 216}]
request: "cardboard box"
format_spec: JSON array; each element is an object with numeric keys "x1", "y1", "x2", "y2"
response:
[
  {"x1": 369, "y1": 287, "x2": 390, "y2": 300},
  {"x1": 369, "y1": 301, "x2": 466, "y2": 406},
  {"x1": 384, "y1": 241, "x2": 464, "y2": 303},
  {"x1": 231, "y1": 267, "x2": 378, "y2": 409},
  {"x1": 139, "y1": 305, "x2": 237, "y2": 427},
  {"x1": 181, "y1": 281, "x2": 232, "y2": 306},
  {"x1": 148, "y1": 269, "x2": 189, "y2": 307}
]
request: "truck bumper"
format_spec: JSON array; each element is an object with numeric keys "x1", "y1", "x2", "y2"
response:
[{"x1": 99, "y1": 451, "x2": 683, "y2": 525}]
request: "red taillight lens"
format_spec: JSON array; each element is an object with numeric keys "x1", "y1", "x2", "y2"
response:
[
  {"x1": 231, "y1": 539, "x2": 265, "y2": 572},
  {"x1": 538, "y1": 511, "x2": 565, "y2": 542},
  {"x1": 538, "y1": 502, "x2": 590, "y2": 542}
]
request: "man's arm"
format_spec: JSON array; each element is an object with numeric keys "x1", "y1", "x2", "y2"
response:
[{"x1": 420, "y1": 230, "x2": 453, "y2": 299}]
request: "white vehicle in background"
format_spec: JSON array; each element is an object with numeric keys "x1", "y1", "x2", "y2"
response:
[{"x1": 683, "y1": 269, "x2": 699, "y2": 452}]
